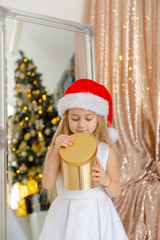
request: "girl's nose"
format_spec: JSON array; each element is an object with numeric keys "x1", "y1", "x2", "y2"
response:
[{"x1": 78, "y1": 118, "x2": 84, "y2": 127}]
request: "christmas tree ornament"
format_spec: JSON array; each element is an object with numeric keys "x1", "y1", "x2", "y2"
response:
[
  {"x1": 17, "y1": 99, "x2": 24, "y2": 106},
  {"x1": 8, "y1": 154, "x2": 16, "y2": 163},
  {"x1": 11, "y1": 160, "x2": 18, "y2": 167},
  {"x1": 21, "y1": 151, "x2": 27, "y2": 157},
  {"x1": 19, "y1": 163, "x2": 28, "y2": 173},
  {"x1": 20, "y1": 63, "x2": 25, "y2": 71},
  {"x1": 58, "y1": 79, "x2": 118, "y2": 143},
  {"x1": 47, "y1": 105, "x2": 53, "y2": 112},
  {"x1": 17, "y1": 141, "x2": 27, "y2": 152},
  {"x1": 35, "y1": 119, "x2": 45, "y2": 129},
  {"x1": 35, "y1": 90, "x2": 40, "y2": 95},
  {"x1": 30, "y1": 129, "x2": 36, "y2": 137},
  {"x1": 22, "y1": 178, "x2": 28, "y2": 184},
  {"x1": 28, "y1": 156, "x2": 34, "y2": 162},
  {"x1": 44, "y1": 128, "x2": 51, "y2": 136},
  {"x1": 19, "y1": 73, "x2": 25, "y2": 79},
  {"x1": 28, "y1": 62, "x2": 35, "y2": 70},
  {"x1": 13, "y1": 138, "x2": 18, "y2": 144},
  {"x1": 24, "y1": 132, "x2": 31, "y2": 141}
]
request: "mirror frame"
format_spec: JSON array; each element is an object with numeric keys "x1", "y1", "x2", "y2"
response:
[{"x1": 0, "y1": 5, "x2": 96, "y2": 239}]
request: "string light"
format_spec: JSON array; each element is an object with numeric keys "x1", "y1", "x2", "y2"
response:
[
  {"x1": 27, "y1": 93, "x2": 31, "y2": 98},
  {"x1": 12, "y1": 147, "x2": 16, "y2": 152},
  {"x1": 24, "y1": 58, "x2": 28, "y2": 62},
  {"x1": 56, "y1": 116, "x2": 60, "y2": 121},
  {"x1": 32, "y1": 100, "x2": 36, "y2": 104},
  {"x1": 24, "y1": 106, "x2": 28, "y2": 110},
  {"x1": 25, "y1": 116, "x2": 29, "y2": 121},
  {"x1": 16, "y1": 170, "x2": 20, "y2": 174},
  {"x1": 39, "y1": 174, "x2": 43, "y2": 178},
  {"x1": 32, "y1": 72, "x2": 35, "y2": 77},
  {"x1": 33, "y1": 81, "x2": 38, "y2": 85},
  {"x1": 51, "y1": 118, "x2": 57, "y2": 125},
  {"x1": 45, "y1": 88, "x2": 49, "y2": 92},
  {"x1": 38, "y1": 110, "x2": 43, "y2": 114},
  {"x1": 39, "y1": 99, "x2": 42, "y2": 103},
  {"x1": 19, "y1": 122, "x2": 23, "y2": 126},
  {"x1": 38, "y1": 131, "x2": 42, "y2": 138},
  {"x1": 119, "y1": 56, "x2": 123, "y2": 61},
  {"x1": 128, "y1": 77, "x2": 132, "y2": 81},
  {"x1": 27, "y1": 72, "x2": 31, "y2": 76},
  {"x1": 42, "y1": 94, "x2": 47, "y2": 100},
  {"x1": 146, "y1": 87, "x2": 149, "y2": 90}
]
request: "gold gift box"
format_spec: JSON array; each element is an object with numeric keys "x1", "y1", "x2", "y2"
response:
[{"x1": 59, "y1": 133, "x2": 98, "y2": 190}]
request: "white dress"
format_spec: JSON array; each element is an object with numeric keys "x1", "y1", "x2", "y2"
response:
[{"x1": 39, "y1": 142, "x2": 128, "y2": 240}]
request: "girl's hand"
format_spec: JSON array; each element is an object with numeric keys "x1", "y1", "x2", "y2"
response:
[
  {"x1": 55, "y1": 134, "x2": 73, "y2": 151},
  {"x1": 91, "y1": 157, "x2": 110, "y2": 186}
]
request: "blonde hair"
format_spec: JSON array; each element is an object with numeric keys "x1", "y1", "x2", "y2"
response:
[{"x1": 41, "y1": 111, "x2": 112, "y2": 203}]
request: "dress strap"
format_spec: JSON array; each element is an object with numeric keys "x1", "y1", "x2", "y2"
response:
[{"x1": 97, "y1": 142, "x2": 109, "y2": 171}]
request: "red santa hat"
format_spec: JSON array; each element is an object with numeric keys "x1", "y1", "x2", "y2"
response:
[{"x1": 57, "y1": 79, "x2": 118, "y2": 143}]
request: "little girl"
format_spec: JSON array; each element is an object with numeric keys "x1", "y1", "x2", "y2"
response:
[{"x1": 39, "y1": 79, "x2": 128, "y2": 240}]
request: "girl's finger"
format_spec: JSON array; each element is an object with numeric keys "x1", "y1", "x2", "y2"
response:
[
  {"x1": 91, "y1": 166, "x2": 100, "y2": 172},
  {"x1": 92, "y1": 166, "x2": 103, "y2": 172},
  {"x1": 95, "y1": 157, "x2": 103, "y2": 169},
  {"x1": 91, "y1": 171, "x2": 101, "y2": 177},
  {"x1": 92, "y1": 177, "x2": 101, "y2": 182}
]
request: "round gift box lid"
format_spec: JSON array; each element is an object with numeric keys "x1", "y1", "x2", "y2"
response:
[{"x1": 59, "y1": 133, "x2": 97, "y2": 166}]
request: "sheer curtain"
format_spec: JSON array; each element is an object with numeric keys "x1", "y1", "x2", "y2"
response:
[{"x1": 87, "y1": 0, "x2": 160, "y2": 239}]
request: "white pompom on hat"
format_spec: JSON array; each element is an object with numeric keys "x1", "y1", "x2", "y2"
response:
[{"x1": 57, "y1": 79, "x2": 118, "y2": 143}]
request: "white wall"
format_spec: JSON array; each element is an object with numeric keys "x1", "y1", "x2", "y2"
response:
[
  {"x1": 0, "y1": 0, "x2": 88, "y2": 23},
  {"x1": 0, "y1": 0, "x2": 90, "y2": 115}
]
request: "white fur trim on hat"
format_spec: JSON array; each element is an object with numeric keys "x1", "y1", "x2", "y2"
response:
[
  {"x1": 107, "y1": 127, "x2": 119, "y2": 143},
  {"x1": 57, "y1": 92, "x2": 109, "y2": 117}
]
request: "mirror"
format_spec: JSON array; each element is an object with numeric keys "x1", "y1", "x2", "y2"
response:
[{"x1": 0, "y1": 6, "x2": 95, "y2": 240}]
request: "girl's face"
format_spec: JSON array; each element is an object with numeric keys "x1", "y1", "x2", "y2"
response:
[{"x1": 68, "y1": 108, "x2": 98, "y2": 135}]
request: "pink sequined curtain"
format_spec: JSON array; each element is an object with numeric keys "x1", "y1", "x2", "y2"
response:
[{"x1": 86, "y1": 0, "x2": 160, "y2": 239}]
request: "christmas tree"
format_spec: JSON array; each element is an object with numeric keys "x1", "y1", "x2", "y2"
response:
[{"x1": 9, "y1": 51, "x2": 60, "y2": 187}]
